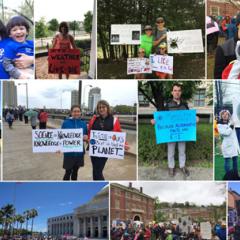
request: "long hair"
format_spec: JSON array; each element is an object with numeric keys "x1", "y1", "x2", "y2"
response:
[{"x1": 0, "y1": 20, "x2": 7, "y2": 39}]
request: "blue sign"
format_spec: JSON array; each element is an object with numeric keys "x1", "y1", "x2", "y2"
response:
[{"x1": 154, "y1": 110, "x2": 197, "y2": 144}]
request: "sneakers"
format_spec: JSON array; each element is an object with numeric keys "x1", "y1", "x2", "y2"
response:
[{"x1": 180, "y1": 167, "x2": 190, "y2": 177}]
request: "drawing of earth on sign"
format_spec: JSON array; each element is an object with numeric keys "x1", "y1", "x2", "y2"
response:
[{"x1": 169, "y1": 37, "x2": 184, "y2": 49}]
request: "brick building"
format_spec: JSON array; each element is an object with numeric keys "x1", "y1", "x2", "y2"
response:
[
  {"x1": 207, "y1": 0, "x2": 240, "y2": 17},
  {"x1": 110, "y1": 183, "x2": 155, "y2": 224},
  {"x1": 228, "y1": 189, "x2": 240, "y2": 226}
]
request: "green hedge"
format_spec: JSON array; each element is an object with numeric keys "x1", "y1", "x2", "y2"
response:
[{"x1": 138, "y1": 123, "x2": 213, "y2": 167}]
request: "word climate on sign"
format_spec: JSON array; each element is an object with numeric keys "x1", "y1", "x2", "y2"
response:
[
  {"x1": 154, "y1": 110, "x2": 197, "y2": 144},
  {"x1": 89, "y1": 130, "x2": 126, "y2": 159},
  {"x1": 48, "y1": 49, "x2": 80, "y2": 75},
  {"x1": 32, "y1": 129, "x2": 83, "y2": 153}
]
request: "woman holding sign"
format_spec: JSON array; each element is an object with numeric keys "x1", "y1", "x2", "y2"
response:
[
  {"x1": 88, "y1": 100, "x2": 129, "y2": 180},
  {"x1": 61, "y1": 105, "x2": 88, "y2": 181},
  {"x1": 52, "y1": 21, "x2": 77, "y2": 79}
]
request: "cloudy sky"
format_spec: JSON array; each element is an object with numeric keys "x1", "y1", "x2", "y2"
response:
[
  {"x1": 116, "y1": 182, "x2": 226, "y2": 206},
  {"x1": 34, "y1": 0, "x2": 94, "y2": 22},
  {"x1": 15, "y1": 80, "x2": 137, "y2": 109}
]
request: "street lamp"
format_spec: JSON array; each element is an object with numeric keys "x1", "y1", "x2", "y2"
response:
[
  {"x1": 83, "y1": 84, "x2": 93, "y2": 110},
  {"x1": 18, "y1": 83, "x2": 28, "y2": 109}
]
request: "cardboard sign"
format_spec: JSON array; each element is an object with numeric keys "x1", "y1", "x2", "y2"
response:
[
  {"x1": 89, "y1": 130, "x2": 126, "y2": 159},
  {"x1": 150, "y1": 54, "x2": 173, "y2": 74},
  {"x1": 179, "y1": 216, "x2": 192, "y2": 234},
  {"x1": 154, "y1": 110, "x2": 197, "y2": 144},
  {"x1": 111, "y1": 24, "x2": 141, "y2": 45},
  {"x1": 127, "y1": 58, "x2": 152, "y2": 74},
  {"x1": 32, "y1": 129, "x2": 83, "y2": 153},
  {"x1": 167, "y1": 29, "x2": 204, "y2": 53},
  {"x1": 200, "y1": 222, "x2": 212, "y2": 240},
  {"x1": 48, "y1": 49, "x2": 80, "y2": 75}
]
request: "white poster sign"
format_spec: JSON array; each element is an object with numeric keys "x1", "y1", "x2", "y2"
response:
[
  {"x1": 200, "y1": 222, "x2": 212, "y2": 240},
  {"x1": 150, "y1": 54, "x2": 173, "y2": 74},
  {"x1": 127, "y1": 58, "x2": 152, "y2": 74},
  {"x1": 89, "y1": 130, "x2": 126, "y2": 159},
  {"x1": 32, "y1": 129, "x2": 83, "y2": 153},
  {"x1": 111, "y1": 24, "x2": 141, "y2": 45},
  {"x1": 167, "y1": 29, "x2": 204, "y2": 53}
]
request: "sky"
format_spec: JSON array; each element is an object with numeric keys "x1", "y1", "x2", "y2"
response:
[
  {"x1": 0, "y1": 182, "x2": 108, "y2": 232},
  {"x1": 34, "y1": 0, "x2": 94, "y2": 22},
  {"x1": 117, "y1": 182, "x2": 226, "y2": 206},
  {"x1": 220, "y1": 81, "x2": 240, "y2": 104},
  {"x1": 15, "y1": 80, "x2": 137, "y2": 109},
  {"x1": 229, "y1": 182, "x2": 240, "y2": 193}
]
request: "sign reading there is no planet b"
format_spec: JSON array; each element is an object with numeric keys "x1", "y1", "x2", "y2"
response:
[
  {"x1": 111, "y1": 24, "x2": 141, "y2": 45},
  {"x1": 32, "y1": 129, "x2": 83, "y2": 153},
  {"x1": 167, "y1": 29, "x2": 204, "y2": 53},
  {"x1": 154, "y1": 110, "x2": 197, "y2": 144},
  {"x1": 89, "y1": 130, "x2": 126, "y2": 159}
]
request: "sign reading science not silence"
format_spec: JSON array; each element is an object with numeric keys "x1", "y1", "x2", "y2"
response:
[
  {"x1": 32, "y1": 129, "x2": 83, "y2": 153},
  {"x1": 89, "y1": 130, "x2": 126, "y2": 159},
  {"x1": 48, "y1": 49, "x2": 81, "y2": 75}
]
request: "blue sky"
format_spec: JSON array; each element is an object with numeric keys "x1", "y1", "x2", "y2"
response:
[
  {"x1": 229, "y1": 182, "x2": 240, "y2": 193},
  {"x1": 0, "y1": 182, "x2": 108, "y2": 232}
]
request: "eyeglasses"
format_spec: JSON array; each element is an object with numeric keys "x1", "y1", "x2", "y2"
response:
[
  {"x1": 138, "y1": 51, "x2": 145, "y2": 54},
  {"x1": 160, "y1": 48, "x2": 166, "y2": 50},
  {"x1": 145, "y1": 29, "x2": 152, "y2": 31},
  {"x1": 157, "y1": 21, "x2": 164, "y2": 24}
]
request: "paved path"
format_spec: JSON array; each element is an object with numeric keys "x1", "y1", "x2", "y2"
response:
[
  {"x1": 138, "y1": 166, "x2": 213, "y2": 181},
  {"x1": 3, "y1": 121, "x2": 136, "y2": 181}
]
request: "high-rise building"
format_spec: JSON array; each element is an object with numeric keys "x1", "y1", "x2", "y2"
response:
[
  {"x1": 88, "y1": 87, "x2": 101, "y2": 112},
  {"x1": 3, "y1": 81, "x2": 17, "y2": 108},
  {"x1": 71, "y1": 90, "x2": 79, "y2": 106}
]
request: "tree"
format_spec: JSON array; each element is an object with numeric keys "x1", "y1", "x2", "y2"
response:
[
  {"x1": 83, "y1": 11, "x2": 93, "y2": 34},
  {"x1": 23, "y1": 210, "x2": 31, "y2": 232},
  {"x1": 48, "y1": 18, "x2": 59, "y2": 32},
  {"x1": 35, "y1": 17, "x2": 48, "y2": 38},
  {"x1": 1, "y1": 204, "x2": 15, "y2": 234},
  {"x1": 19, "y1": 0, "x2": 33, "y2": 23},
  {"x1": 69, "y1": 21, "x2": 80, "y2": 31},
  {"x1": 30, "y1": 209, "x2": 38, "y2": 236},
  {"x1": 138, "y1": 81, "x2": 201, "y2": 111}
]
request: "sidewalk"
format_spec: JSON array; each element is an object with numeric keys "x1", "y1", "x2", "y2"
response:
[{"x1": 3, "y1": 121, "x2": 136, "y2": 181}]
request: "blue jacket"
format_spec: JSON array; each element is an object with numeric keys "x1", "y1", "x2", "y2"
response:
[{"x1": 61, "y1": 118, "x2": 87, "y2": 158}]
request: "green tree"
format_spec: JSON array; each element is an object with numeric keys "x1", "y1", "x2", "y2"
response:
[
  {"x1": 30, "y1": 209, "x2": 38, "y2": 236},
  {"x1": 48, "y1": 18, "x2": 59, "y2": 32},
  {"x1": 1, "y1": 204, "x2": 15, "y2": 234},
  {"x1": 23, "y1": 210, "x2": 31, "y2": 232},
  {"x1": 83, "y1": 11, "x2": 93, "y2": 34},
  {"x1": 35, "y1": 18, "x2": 48, "y2": 38},
  {"x1": 19, "y1": 0, "x2": 33, "y2": 23},
  {"x1": 69, "y1": 21, "x2": 80, "y2": 31}
]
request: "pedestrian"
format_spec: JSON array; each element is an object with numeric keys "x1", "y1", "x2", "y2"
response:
[
  {"x1": 6, "y1": 110, "x2": 14, "y2": 129},
  {"x1": 88, "y1": 100, "x2": 129, "y2": 180},
  {"x1": 217, "y1": 109, "x2": 240, "y2": 177},
  {"x1": 38, "y1": 109, "x2": 48, "y2": 129},
  {"x1": 61, "y1": 105, "x2": 88, "y2": 181},
  {"x1": 140, "y1": 25, "x2": 154, "y2": 58}
]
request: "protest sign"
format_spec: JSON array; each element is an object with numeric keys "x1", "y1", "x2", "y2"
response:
[
  {"x1": 150, "y1": 54, "x2": 173, "y2": 74},
  {"x1": 154, "y1": 110, "x2": 197, "y2": 144},
  {"x1": 232, "y1": 97, "x2": 240, "y2": 124},
  {"x1": 179, "y1": 216, "x2": 192, "y2": 234},
  {"x1": 32, "y1": 129, "x2": 83, "y2": 153},
  {"x1": 48, "y1": 49, "x2": 80, "y2": 74},
  {"x1": 200, "y1": 222, "x2": 212, "y2": 240},
  {"x1": 111, "y1": 24, "x2": 141, "y2": 45},
  {"x1": 89, "y1": 130, "x2": 126, "y2": 159},
  {"x1": 167, "y1": 29, "x2": 204, "y2": 53},
  {"x1": 127, "y1": 58, "x2": 152, "y2": 74}
]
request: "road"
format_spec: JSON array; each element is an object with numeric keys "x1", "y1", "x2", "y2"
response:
[{"x1": 3, "y1": 121, "x2": 136, "y2": 181}]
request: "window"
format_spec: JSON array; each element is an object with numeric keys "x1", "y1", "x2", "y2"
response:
[
  {"x1": 194, "y1": 89, "x2": 206, "y2": 107},
  {"x1": 115, "y1": 199, "x2": 120, "y2": 209},
  {"x1": 139, "y1": 92, "x2": 150, "y2": 107},
  {"x1": 210, "y1": 6, "x2": 219, "y2": 16}
]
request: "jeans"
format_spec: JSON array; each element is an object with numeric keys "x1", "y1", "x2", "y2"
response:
[
  {"x1": 63, "y1": 165, "x2": 79, "y2": 180},
  {"x1": 91, "y1": 157, "x2": 108, "y2": 180},
  {"x1": 224, "y1": 156, "x2": 238, "y2": 173},
  {"x1": 236, "y1": 128, "x2": 240, "y2": 147},
  {"x1": 167, "y1": 142, "x2": 186, "y2": 168}
]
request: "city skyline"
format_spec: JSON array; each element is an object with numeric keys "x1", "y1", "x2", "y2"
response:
[
  {"x1": 14, "y1": 80, "x2": 137, "y2": 109},
  {"x1": 0, "y1": 182, "x2": 108, "y2": 233}
]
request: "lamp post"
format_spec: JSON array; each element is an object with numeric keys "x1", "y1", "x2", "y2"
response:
[{"x1": 18, "y1": 83, "x2": 28, "y2": 109}]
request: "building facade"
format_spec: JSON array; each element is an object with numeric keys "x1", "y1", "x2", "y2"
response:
[
  {"x1": 88, "y1": 87, "x2": 101, "y2": 112},
  {"x1": 207, "y1": 0, "x2": 240, "y2": 16},
  {"x1": 228, "y1": 190, "x2": 240, "y2": 226},
  {"x1": 71, "y1": 90, "x2": 79, "y2": 106},
  {"x1": 48, "y1": 186, "x2": 109, "y2": 239},
  {"x1": 3, "y1": 81, "x2": 17, "y2": 108},
  {"x1": 111, "y1": 183, "x2": 155, "y2": 224}
]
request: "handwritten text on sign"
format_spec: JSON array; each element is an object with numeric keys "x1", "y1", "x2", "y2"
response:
[
  {"x1": 150, "y1": 54, "x2": 173, "y2": 74},
  {"x1": 154, "y1": 110, "x2": 197, "y2": 144},
  {"x1": 32, "y1": 129, "x2": 83, "y2": 153},
  {"x1": 127, "y1": 58, "x2": 152, "y2": 74},
  {"x1": 167, "y1": 29, "x2": 204, "y2": 53},
  {"x1": 89, "y1": 130, "x2": 126, "y2": 159},
  {"x1": 200, "y1": 222, "x2": 212, "y2": 240},
  {"x1": 48, "y1": 49, "x2": 80, "y2": 75}
]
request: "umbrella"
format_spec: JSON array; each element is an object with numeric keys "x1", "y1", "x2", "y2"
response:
[{"x1": 24, "y1": 109, "x2": 38, "y2": 117}]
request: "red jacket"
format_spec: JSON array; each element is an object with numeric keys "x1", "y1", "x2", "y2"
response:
[{"x1": 39, "y1": 112, "x2": 48, "y2": 123}]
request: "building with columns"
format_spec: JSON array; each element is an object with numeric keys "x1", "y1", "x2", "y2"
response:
[{"x1": 47, "y1": 186, "x2": 109, "y2": 239}]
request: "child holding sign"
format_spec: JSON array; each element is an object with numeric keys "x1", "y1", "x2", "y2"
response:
[
  {"x1": 61, "y1": 105, "x2": 88, "y2": 181},
  {"x1": 88, "y1": 100, "x2": 129, "y2": 180},
  {"x1": 3, "y1": 16, "x2": 34, "y2": 79},
  {"x1": 217, "y1": 109, "x2": 240, "y2": 178}
]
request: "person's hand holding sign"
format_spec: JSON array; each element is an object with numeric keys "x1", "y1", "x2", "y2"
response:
[
  {"x1": 15, "y1": 53, "x2": 34, "y2": 69},
  {"x1": 150, "y1": 119, "x2": 155, "y2": 125},
  {"x1": 83, "y1": 135, "x2": 88, "y2": 142},
  {"x1": 124, "y1": 143, "x2": 130, "y2": 151}
]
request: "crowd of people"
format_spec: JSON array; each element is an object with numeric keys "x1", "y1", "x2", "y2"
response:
[{"x1": 111, "y1": 220, "x2": 226, "y2": 240}]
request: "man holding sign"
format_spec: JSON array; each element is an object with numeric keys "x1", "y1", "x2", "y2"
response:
[{"x1": 151, "y1": 83, "x2": 197, "y2": 178}]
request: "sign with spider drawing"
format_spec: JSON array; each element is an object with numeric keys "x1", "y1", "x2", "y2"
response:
[
  {"x1": 111, "y1": 24, "x2": 141, "y2": 45},
  {"x1": 167, "y1": 29, "x2": 204, "y2": 54}
]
